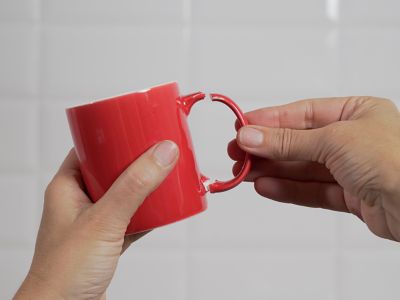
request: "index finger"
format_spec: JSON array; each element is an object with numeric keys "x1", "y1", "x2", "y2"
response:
[
  {"x1": 236, "y1": 97, "x2": 350, "y2": 130},
  {"x1": 53, "y1": 148, "x2": 86, "y2": 191}
]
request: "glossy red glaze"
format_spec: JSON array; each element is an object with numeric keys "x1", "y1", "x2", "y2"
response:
[
  {"x1": 208, "y1": 93, "x2": 251, "y2": 193},
  {"x1": 66, "y1": 82, "x2": 250, "y2": 234}
]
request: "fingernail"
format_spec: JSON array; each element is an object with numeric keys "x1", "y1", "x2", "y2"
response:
[
  {"x1": 153, "y1": 140, "x2": 179, "y2": 167},
  {"x1": 238, "y1": 127, "x2": 263, "y2": 147}
]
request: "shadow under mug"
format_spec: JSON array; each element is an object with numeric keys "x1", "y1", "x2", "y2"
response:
[{"x1": 66, "y1": 82, "x2": 251, "y2": 234}]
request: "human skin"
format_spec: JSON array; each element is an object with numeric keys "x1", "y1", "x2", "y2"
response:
[
  {"x1": 14, "y1": 140, "x2": 179, "y2": 300},
  {"x1": 229, "y1": 97, "x2": 400, "y2": 241},
  {"x1": 13, "y1": 96, "x2": 400, "y2": 299}
]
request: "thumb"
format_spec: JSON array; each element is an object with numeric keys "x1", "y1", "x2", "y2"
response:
[
  {"x1": 91, "y1": 140, "x2": 179, "y2": 230},
  {"x1": 236, "y1": 125, "x2": 325, "y2": 162}
]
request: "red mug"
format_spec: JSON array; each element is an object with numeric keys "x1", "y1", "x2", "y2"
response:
[{"x1": 66, "y1": 82, "x2": 251, "y2": 234}]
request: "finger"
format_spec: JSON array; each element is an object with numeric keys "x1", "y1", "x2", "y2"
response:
[
  {"x1": 237, "y1": 125, "x2": 326, "y2": 161},
  {"x1": 43, "y1": 149, "x2": 91, "y2": 237},
  {"x1": 45, "y1": 149, "x2": 91, "y2": 223},
  {"x1": 254, "y1": 177, "x2": 350, "y2": 213},
  {"x1": 361, "y1": 200, "x2": 396, "y2": 240},
  {"x1": 121, "y1": 230, "x2": 151, "y2": 254},
  {"x1": 93, "y1": 140, "x2": 179, "y2": 228},
  {"x1": 236, "y1": 97, "x2": 350, "y2": 130},
  {"x1": 233, "y1": 160, "x2": 335, "y2": 183},
  {"x1": 227, "y1": 139, "x2": 246, "y2": 161},
  {"x1": 54, "y1": 148, "x2": 86, "y2": 191},
  {"x1": 58, "y1": 148, "x2": 80, "y2": 171}
]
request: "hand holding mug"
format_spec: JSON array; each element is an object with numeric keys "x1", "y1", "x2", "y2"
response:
[
  {"x1": 15, "y1": 142, "x2": 178, "y2": 299},
  {"x1": 230, "y1": 96, "x2": 400, "y2": 241},
  {"x1": 15, "y1": 82, "x2": 251, "y2": 298}
]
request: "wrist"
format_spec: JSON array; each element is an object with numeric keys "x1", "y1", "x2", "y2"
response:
[{"x1": 14, "y1": 272, "x2": 65, "y2": 300}]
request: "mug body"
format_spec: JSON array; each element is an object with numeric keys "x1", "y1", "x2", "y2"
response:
[{"x1": 66, "y1": 82, "x2": 207, "y2": 234}]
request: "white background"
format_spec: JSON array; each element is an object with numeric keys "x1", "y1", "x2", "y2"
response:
[{"x1": 1, "y1": 0, "x2": 400, "y2": 299}]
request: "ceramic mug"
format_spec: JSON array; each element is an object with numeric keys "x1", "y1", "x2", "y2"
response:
[{"x1": 66, "y1": 82, "x2": 251, "y2": 234}]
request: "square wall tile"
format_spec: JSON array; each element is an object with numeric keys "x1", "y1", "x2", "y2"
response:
[
  {"x1": 341, "y1": 0, "x2": 400, "y2": 25},
  {"x1": 187, "y1": 183, "x2": 336, "y2": 250},
  {"x1": 0, "y1": 26, "x2": 38, "y2": 97},
  {"x1": 338, "y1": 251, "x2": 400, "y2": 300},
  {"x1": 42, "y1": 26, "x2": 185, "y2": 98},
  {"x1": 192, "y1": 0, "x2": 328, "y2": 26},
  {"x1": 338, "y1": 28, "x2": 400, "y2": 95},
  {"x1": 108, "y1": 248, "x2": 187, "y2": 300},
  {"x1": 187, "y1": 250, "x2": 335, "y2": 300},
  {"x1": 187, "y1": 27, "x2": 338, "y2": 99},
  {"x1": 0, "y1": 0, "x2": 37, "y2": 23},
  {"x1": 42, "y1": 0, "x2": 184, "y2": 26},
  {"x1": 0, "y1": 248, "x2": 34, "y2": 299},
  {"x1": 0, "y1": 101, "x2": 38, "y2": 172},
  {"x1": 0, "y1": 174, "x2": 38, "y2": 246}
]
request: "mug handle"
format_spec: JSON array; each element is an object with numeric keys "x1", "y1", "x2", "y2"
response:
[{"x1": 180, "y1": 92, "x2": 252, "y2": 193}]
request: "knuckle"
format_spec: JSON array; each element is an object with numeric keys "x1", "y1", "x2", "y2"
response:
[
  {"x1": 303, "y1": 100, "x2": 315, "y2": 129},
  {"x1": 367, "y1": 96, "x2": 391, "y2": 104},
  {"x1": 43, "y1": 178, "x2": 65, "y2": 212},
  {"x1": 362, "y1": 96, "x2": 390, "y2": 107},
  {"x1": 44, "y1": 181, "x2": 55, "y2": 199},
  {"x1": 44, "y1": 178, "x2": 59, "y2": 201},
  {"x1": 272, "y1": 128, "x2": 293, "y2": 159},
  {"x1": 124, "y1": 166, "x2": 155, "y2": 194},
  {"x1": 347, "y1": 96, "x2": 371, "y2": 105},
  {"x1": 346, "y1": 96, "x2": 396, "y2": 114},
  {"x1": 376, "y1": 97, "x2": 396, "y2": 109},
  {"x1": 343, "y1": 96, "x2": 371, "y2": 119}
]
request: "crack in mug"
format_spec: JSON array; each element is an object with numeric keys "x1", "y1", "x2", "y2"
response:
[{"x1": 66, "y1": 82, "x2": 251, "y2": 234}]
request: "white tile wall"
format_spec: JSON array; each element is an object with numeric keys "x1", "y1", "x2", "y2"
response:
[
  {"x1": 41, "y1": 26, "x2": 186, "y2": 99},
  {"x1": 0, "y1": 26, "x2": 38, "y2": 97},
  {"x1": 187, "y1": 26, "x2": 338, "y2": 98},
  {"x1": 42, "y1": 0, "x2": 185, "y2": 26},
  {"x1": 0, "y1": 101, "x2": 38, "y2": 172},
  {"x1": 1, "y1": 1, "x2": 400, "y2": 299},
  {"x1": 39, "y1": 101, "x2": 75, "y2": 172},
  {"x1": 192, "y1": 0, "x2": 328, "y2": 25},
  {"x1": 0, "y1": 174, "x2": 38, "y2": 246},
  {"x1": 337, "y1": 251, "x2": 400, "y2": 300},
  {"x1": 341, "y1": 0, "x2": 400, "y2": 25},
  {"x1": 338, "y1": 28, "x2": 400, "y2": 96},
  {"x1": 187, "y1": 184, "x2": 336, "y2": 250},
  {"x1": 108, "y1": 248, "x2": 187, "y2": 300},
  {"x1": 187, "y1": 249, "x2": 336, "y2": 300},
  {"x1": 0, "y1": 0, "x2": 37, "y2": 23}
]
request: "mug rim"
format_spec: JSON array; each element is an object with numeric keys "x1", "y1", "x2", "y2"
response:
[{"x1": 66, "y1": 81, "x2": 178, "y2": 111}]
